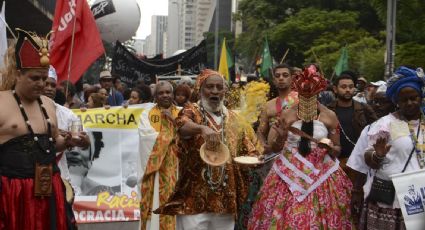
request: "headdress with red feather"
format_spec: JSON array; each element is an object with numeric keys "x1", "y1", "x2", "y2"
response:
[{"x1": 292, "y1": 65, "x2": 327, "y2": 98}]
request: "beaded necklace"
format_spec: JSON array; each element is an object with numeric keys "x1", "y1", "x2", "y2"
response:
[
  {"x1": 12, "y1": 90, "x2": 54, "y2": 154},
  {"x1": 200, "y1": 104, "x2": 228, "y2": 192},
  {"x1": 407, "y1": 114, "x2": 425, "y2": 169}
]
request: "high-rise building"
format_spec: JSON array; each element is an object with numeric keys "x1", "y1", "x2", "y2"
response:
[
  {"x1": 166, "y1": 0, "x2": 233, "y2": 57},
  {"x1": 133, "y1": 38, "x2": 146, "y2": 56},
  {"x1": 167, "y1": 0, "x2": 181, "y2": 57},
  {"x1": 5, "y1": 0, "x2": 55, "y2": 37},
  {"x1": 144, "y1": 34, "x2": 155, "y2": 57},
  {"x1": 150, "y1": 15, "x2": 168, "y2": 56},
  {"x1": 208, "y1": 0, "x2": 232, "y2": 33}
]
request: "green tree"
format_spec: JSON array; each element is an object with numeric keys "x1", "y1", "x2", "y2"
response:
[
  {"x1": 270, "y1": 8, "x2": 359, "y2": 65},
  {"x1": 236, "y1": 0, "x2": 382, "y2": 71}
]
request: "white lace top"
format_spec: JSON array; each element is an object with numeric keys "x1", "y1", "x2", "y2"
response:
[{"x1": 287, "y1": 120, "x2": 329, "y2": 149}]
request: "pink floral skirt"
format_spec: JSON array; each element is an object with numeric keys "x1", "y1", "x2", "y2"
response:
[{"x1": 248, "y1": 148, "x2": 353, "y2": 230}]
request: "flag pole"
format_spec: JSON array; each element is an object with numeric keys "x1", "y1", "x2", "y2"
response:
[
  {"x1": 279, "y1": 49, "x2": 289, "y2": 64},
  {"x1": 64, "y1": 9, "x2": 78, "y2": 101},
  {"x1": 0, "y1": 14, "x2": 16, "y2": 39},
  {"x1": 311, "y1": 49, "x2": 325, "y2": 77}
]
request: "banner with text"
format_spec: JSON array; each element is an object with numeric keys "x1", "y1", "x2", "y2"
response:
[
  {"x1": 68, "y1": 105, "x2": 147, "y2": 223},
  {"x1": 111, "y1": 40, "x2": 207, "y2": 87}
]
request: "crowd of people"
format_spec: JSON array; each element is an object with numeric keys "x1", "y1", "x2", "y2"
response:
[{"x1": 1, "y1": 29, "x2": 425, "y2": 230}]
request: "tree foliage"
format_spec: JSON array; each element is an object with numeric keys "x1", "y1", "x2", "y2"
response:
[{"x1": 236, "y1": 0, "x2": 425, "y2": 81}]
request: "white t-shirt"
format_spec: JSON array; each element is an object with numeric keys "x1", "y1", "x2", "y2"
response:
[
  {"x1": 347, "y1": 124, "x2": 372, "y2": 174},
  {"x1": 349, "y1": 114, "x2": 422, "y2": 208},
  {"x1": 55, "y1": 103, "x2": 79, "y2": 182}
]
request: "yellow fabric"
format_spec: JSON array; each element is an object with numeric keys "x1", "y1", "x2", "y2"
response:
[
  {"x1": 140, "y1": 105, "x2": 180, "y2": 230},
  {"x1": 218, "y1": 37, "x2": 230, "y2": 82}
]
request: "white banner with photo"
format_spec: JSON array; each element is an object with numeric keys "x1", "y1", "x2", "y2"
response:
[
  {"x1": 391, "y1": 169, "x2": 425, "y2": 230},
  {"x1": 67, "y1": 104, "x2": 155, "y2": 223}
]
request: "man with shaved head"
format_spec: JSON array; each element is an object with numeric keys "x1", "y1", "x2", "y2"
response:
[
  {"x1": 155, "y1": 69, "x2": 263, "y2": 230},
  {"x1": 139, "y1": 80, "x2": 180, "y2": 230}
]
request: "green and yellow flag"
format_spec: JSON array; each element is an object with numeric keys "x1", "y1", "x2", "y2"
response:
[{"x1": 218, "y1": 37, "x2": 233, "y2": 82}]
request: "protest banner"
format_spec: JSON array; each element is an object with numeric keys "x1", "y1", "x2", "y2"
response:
[
  {"x1": 111, "y1": 40, "x2": 207, "y2": 87},
  {"x1": 391, "y1": 169, "x2": 425, "y2": 230},
  {"x1": 68, "y1": 105, "x2": 151, "y2": 223}
]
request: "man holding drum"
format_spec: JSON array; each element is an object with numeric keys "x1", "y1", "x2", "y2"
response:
[{"x1": 155, "y1": 69, "x2": 263, "y2": 230}]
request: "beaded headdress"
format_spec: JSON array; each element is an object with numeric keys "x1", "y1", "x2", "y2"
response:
[
  {"x1": 292, "y1": 65, "x2": 327, "y2": 122},
  {"x1": 15, "y1": 28, "x2": 51, "y2": 69}
]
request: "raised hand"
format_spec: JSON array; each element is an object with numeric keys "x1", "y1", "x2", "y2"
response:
[{"x1": 373, "y1": 137, "x2": 391, "y2": 158}]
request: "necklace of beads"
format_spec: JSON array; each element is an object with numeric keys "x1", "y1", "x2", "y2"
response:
[
  {"x1": 406, "y1": 114, "x2": 425, "y2": 169},
  {"x1": 12, "y1": 90, "x2": 54, "y2": 154},
  {"x1": 200, "y1": 104, "x2": 228, "y2": 192}
]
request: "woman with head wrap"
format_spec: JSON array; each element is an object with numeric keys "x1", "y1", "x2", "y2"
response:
[
  {"x1": 248, "y1": 65, "x2": 353, "y2": 229},
  {"x1": 357, "y1": 66, "x2": 425, "y2": 230}
]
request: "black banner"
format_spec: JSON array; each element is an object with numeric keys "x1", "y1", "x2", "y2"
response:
[
  {"x1": 91, "y1": 0, "x2": 116, "y2": 20},
  {"x1": 111, "y1": 40, "x2": 207, "y2": 87}
]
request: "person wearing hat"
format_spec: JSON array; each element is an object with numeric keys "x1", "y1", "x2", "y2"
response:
[
  {"x1": 366, "y1": 80, "x2": 386, "y2": 104},
  {"x1": 99, "y1": 70, "x2": 124, "y2": 106},
  {"x1": 0, "y1": 29, "x2": 78, "y2": 229},
  {"x1": 351, "y1": 66, "x2": 425, "y2": 229},
  {"x1": 370, "y1": 83, "x2": 396, "y2": 119},
  {"x1": 353, "y1": 76, "x2": 368, "y2": 104},
  {"x1": 155, "y1": 69, "x2": 263, "y2": 230}
]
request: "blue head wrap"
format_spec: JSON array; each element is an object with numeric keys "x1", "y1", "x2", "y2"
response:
[{"x1": 386, "y1": 66, "x2": 424, "y2": 104}]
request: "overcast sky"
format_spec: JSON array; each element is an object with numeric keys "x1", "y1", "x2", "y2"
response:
[{"x1": 135, "y1": 0, "x2": 168, "y2": 39}]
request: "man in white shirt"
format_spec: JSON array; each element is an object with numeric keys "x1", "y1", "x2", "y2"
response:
[{"x1": 43, "y1": 66, "x2": 90, "y2": 199}]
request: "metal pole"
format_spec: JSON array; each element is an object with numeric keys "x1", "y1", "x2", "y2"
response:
[
  {"x1": 214, "y1": 0, "x2": 219, "y2": 69},
  {"x1": 385, "y1": 0, "x2": 397, "y2": 79}
]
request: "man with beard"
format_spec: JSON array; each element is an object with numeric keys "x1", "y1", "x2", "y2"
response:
[
  {"x1": 327, "y1": 71, "x2": 377, "y2": 181},
  {"x1": 155, "y1": 69, "x2": 263, "y2": 230},
  {"x1": 0, "y1": 29, "x2": 78, "y2": 229},
  {"x1": 139, "y1": 81, "x2": 180, "y2": 230},
  {"x1": 257, "y1": 64, "x2": 298, "y2": 154}
]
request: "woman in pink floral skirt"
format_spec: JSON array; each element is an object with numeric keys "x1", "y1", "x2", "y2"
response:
[{"x1": 248, "y1": 65, "x2": 353, "y2": 230}]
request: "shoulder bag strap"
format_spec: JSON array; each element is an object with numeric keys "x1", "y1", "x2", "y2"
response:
[{"x1": 402, "y1": 119, "x2": 421, "y2": 173}]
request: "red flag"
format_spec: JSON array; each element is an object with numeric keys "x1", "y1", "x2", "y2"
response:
[{"x1": 50, "y1": 0, "x2": 104, "y2": 83}]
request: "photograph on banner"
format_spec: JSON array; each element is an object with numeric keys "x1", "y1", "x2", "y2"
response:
[{"x1": 67, "y1": 106, "x2": 146, "y2": 223}]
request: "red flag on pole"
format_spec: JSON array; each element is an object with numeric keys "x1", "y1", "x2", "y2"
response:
[{"x1": 50, "y1": 0, "x2": 105, "y2": 83}]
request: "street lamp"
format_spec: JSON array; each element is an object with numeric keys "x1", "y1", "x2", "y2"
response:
[{"x1": 385, "y1": 0, "x2": 397, "y2": 79}]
